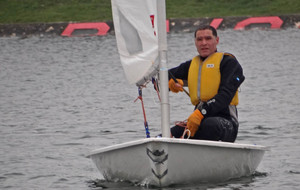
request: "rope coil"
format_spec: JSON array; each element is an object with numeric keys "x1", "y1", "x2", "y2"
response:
[{"x1": 174, "y1": 120, "x2": 191, "y2": 139}]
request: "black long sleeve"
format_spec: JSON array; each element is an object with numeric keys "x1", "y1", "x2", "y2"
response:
[{"x1": 168, "y1": 54, "x2": 245, "y2": 119}]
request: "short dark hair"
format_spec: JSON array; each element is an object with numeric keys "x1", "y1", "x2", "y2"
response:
[{"x1": 194, "y1": 25, "x2": 218, "y2": 38}]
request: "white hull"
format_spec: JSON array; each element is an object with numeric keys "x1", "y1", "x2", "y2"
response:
[{"x1": 88, "y1": 138, "x2": 266, "y2": 187}]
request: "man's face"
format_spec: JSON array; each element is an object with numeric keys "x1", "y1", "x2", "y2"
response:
[{"x1": 195, "y1": 29, "x2": 219, "y2": 58}]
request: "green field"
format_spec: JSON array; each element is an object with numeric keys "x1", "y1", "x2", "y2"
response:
[{"x1": 0, "y1": 0, "x2": 300, "y2": 24}]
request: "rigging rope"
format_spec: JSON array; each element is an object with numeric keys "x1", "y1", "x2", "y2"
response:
[
  {"x1": 152, "y1": 77, "x2": 161, "y2": 102},
  {"x1": 134, "y1": 77, "x2": 190, "y2": 139},
  {"x1": 175, "y1": 120, "x2": 191, "y2": 139},
  {"x1": 134, "y1": 86, "x2": 150, "y2": 138}
]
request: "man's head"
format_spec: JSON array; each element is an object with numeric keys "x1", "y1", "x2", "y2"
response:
[{"x1": 194, "y1": 25, "x2": 219, "y2": 58}]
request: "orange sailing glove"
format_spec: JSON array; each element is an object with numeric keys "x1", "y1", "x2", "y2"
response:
[
  {"x1": 187, "y1": 109, "x2": 204, "y2": 137},
  {"x1": 168, "y1": 78, "x2": 183, "y2": 93}
]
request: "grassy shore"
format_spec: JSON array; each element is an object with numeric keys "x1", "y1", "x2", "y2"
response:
[{"x1": 1, "y1": 0, "x2": 300, "y2": 24}]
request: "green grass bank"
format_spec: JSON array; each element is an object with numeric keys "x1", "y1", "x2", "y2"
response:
[{"x1": 1, "y1": 0, "x2": 300, "y2": 24}]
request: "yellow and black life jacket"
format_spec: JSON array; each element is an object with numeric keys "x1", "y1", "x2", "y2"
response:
[{"x1": 188, "y1": 52, "x2": 239, "y2": 106}]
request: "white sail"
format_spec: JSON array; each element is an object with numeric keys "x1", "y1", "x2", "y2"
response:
[{"x1": 111, "y1": 0, "x2": 159, "y2": 85}]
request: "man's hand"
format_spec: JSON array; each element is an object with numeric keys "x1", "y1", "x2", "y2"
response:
[
  {"x1": 168, "y1": 78, "x2": 183, "y2": 93},
  {"x1": 187, "y1": 109, "x2": 204, "y2": 137}
]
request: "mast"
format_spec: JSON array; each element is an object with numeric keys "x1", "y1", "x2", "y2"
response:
[{"x1": 157, "y1": 0, "x2": 170, "y2": 137}]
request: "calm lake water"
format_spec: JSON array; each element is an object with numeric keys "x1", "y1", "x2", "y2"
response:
[{"x1": 0, "y1": 28, "x2": 300, "y2": 190}]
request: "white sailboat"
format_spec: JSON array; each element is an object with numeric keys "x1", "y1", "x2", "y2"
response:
[{"x1": 88, "y1": 0, "x2": 267, "y2": 187}]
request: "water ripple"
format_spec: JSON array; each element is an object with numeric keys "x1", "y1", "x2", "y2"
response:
[{"x1": 0, "y1": 29, "x2": 300, "y2": 190}]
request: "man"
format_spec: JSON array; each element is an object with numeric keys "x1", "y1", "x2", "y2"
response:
[{"x1": 168, "y1": 25, "x2": 245, "y2": 142}]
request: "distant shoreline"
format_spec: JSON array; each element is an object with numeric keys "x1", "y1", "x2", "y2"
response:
[{"x1": 1, "y1": 14, "x2": 299, "y2": 37}]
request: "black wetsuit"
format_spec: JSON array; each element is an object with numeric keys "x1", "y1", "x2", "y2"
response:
[{"x1": 169, "y1": 53, "x2": 245, "y2": 142}]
